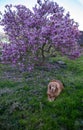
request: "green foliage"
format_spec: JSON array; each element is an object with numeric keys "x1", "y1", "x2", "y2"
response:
[{"x1": 0, "y1": 56, "x2": 83, "y2": 130}]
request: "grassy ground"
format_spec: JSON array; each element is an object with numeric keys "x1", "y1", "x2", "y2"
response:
[{"x1": 0, "y1": 55, "x2": 83, "y2": 130}]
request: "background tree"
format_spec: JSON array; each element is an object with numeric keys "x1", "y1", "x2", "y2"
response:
[{"x1": 0, "y1": 0, "x2": 80, "y2": 71}]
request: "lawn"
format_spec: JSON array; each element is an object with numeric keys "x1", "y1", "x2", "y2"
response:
[{"x1": 0, "y1": 55, "x2": 83, "y2": 130}]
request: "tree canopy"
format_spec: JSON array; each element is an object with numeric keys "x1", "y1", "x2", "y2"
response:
[{"x1": 0, "y1": 0, "x2": 80, "y2": 71}]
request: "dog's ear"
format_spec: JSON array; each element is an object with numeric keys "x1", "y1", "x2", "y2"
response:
[
  {"x1": 48, "y1": 84, "x2": 51, "y2": 90},
  {"x1": 47, "y1": 84, "x2": 51, "y2": 95}
]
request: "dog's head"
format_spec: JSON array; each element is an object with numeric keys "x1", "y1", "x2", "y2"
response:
[
  {"x1": 47, "y1": 82, "x2": 58, "y2": 101},
  {"x1": 48, "y1": 82, "x2": 57, "y2": 93}
]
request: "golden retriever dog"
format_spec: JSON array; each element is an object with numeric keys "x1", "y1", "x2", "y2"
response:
[{"x1": 47, "y1": 80, "x2": 64, "y2": 101}]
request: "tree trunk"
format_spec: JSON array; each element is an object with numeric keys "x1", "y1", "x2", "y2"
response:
[{"x1": 41, "y1": 43, "x2": 46, "y2": 62}]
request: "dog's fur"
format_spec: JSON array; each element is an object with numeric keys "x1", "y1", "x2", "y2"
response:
[{"x1": 47, "y1": 80, "x2": 64, "y2": 101}]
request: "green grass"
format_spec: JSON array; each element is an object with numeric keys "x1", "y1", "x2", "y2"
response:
[{"x1": 0, "y1": 55, "x2": 83, "y2": 130}]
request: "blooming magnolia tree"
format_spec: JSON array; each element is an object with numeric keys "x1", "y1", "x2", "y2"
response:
[{"x1": 0, "y1": 0, "x2": 80, "y2": 71}]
